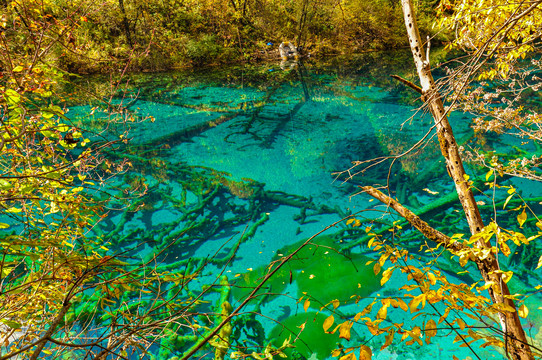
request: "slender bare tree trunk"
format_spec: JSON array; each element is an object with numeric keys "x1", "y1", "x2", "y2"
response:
[
  {"x1": 387, "y1": 1, "x2": 533, "y2": 359},
  {"x1": 119, "y1": 0, "x2": 133, "y2": 48}
]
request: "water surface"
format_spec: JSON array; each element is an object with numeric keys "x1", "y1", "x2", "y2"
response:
[{"x1": 67, "y1": 52, "x2": 541, "y2": 360}]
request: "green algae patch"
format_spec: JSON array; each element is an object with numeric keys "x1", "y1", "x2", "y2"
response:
[
  {"x1": 278, "y1": 236, "x2": 381, "y2": 306},
  {"x1": 296, "y1": 250, "x2": 380, "y2": 305},
  {"x1": 232, "y1": 236, "x2": 382, "y2": 306},
  {"x1": 231, "y1": 265, "x2": 290, "y2": 302},
  {"x1": 269, "y1": 312, "x2": 342, "y2": 359}
]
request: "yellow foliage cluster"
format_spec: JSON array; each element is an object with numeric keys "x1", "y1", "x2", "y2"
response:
[
  {"x1": 341, "y1": 208, "x2": 542, "y2": 358},
  {"x1": 437, "y1": 0, "x2": 541, "y2": 79}
]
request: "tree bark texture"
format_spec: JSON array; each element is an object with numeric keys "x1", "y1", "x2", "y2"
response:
[
  {"x1": 361, "y1": 186, "x2": 466, "y2": 252},
  {"x1": 396, "y1": 1, "x2": 533, "y2": 359}
]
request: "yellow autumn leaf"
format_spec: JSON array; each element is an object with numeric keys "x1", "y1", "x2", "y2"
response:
[
  {"x1": 480, "y1": 338, "x2": 505, "y2": 349},
  {"x1": 503, "y1": 193, "x2": 514, "y2": 209},
  {"x1": 409, "y1": 294, "x2": 425, "y2": 313},
  {"x1": 537, "y1": 255, "x2": 542, "y2": 270},
  {"x1": 425, "y1": 319, "x2": 437, "y2": 344},
  {"x1": 500, "y1": 240, "x2": 511, "y2": 257},
  {"x1": 339, "y1": 321, "x2": 354, "y2": 341},
  {"x1": 366, "y1": 321, "x2": 381, "y2": 336},
  {"x1": 353, "y1": 312, "x2": 363, "y2": 322},
  {"x1": 361, "y1": 303, "x2": 372, "y2": 316},
  {"x1": 397, "y1": 298, "x2": 408, "y2": 312},
  {"x1": 373, "y1": 262, "x2": 381, "y2": 276},
  {"x1": 439, "y1": 307, "x2": 451, "y2": 324},
  {"x1": 376, "y1": 304, "x2": 388, "y2": 320},
  {"x1": 427, "y1": 272, "x2": 437, "y2": 285},
  {"x1": 485, "y1": 169, "x2": 494, "y2": 181},
  {"x1": 502, "y1": 271, "x2": 513, "y2": 283},
  {"x1": 467, "y1": 329, "x2": 482, "y2": 341},
  {"x1": 303, "y1": 299, "x2": 310, "y2": 312},
  {"x1": 518, "y1": 304, "x2": 529, "y2": 318},
  {"x1": 380, "y1": 268, "x2": 393, "y2": 286},
  {"x1": 517, "y1": 208, "x2": 527, "y2": 228},
  {"x1": 408, "y1": 326, "x2": 423, "y2": 346},
  {"x1": 423, "y1": 188, "x2": 439, "y2": 195},
  {"x1": 491, "y1": 302, "x2": 516, "y2": 313},
  {"x1": 339, "y1": 353, "x2": 356, "y2": 360},
  {"x1": 359, "y1": 345, "x2": 372, "y2": 360},
  {"x1": 331, "y1": 299, "x2": 340, "y2": 309},
  {"x1": 323, "y1": 315, "x2": 334, "y2": 333},
  {"x1": 381, "y1": 329, "x2": 395, "y2": 350}
]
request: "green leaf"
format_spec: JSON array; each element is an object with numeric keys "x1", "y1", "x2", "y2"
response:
[
  {"x1": 1, "y1": 320, "x2": 22, "y2": 329},
  {"x1": 4, "y1": 89, "x2": 21, "y2": 104},
  {"x1": 41, "y1": 111, "x2": 55, "y2": 119},
  {"x1": 1, "y1": 267, "x2": 13, "y2": 277},
  {"x1": 0, "y1": 179, "x2": 13, "y2": 190},
  {"x1": 49, "y1": 105, "x2": 63, "y2": 113}
]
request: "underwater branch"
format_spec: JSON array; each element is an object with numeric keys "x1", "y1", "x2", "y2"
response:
[{"x1": 179, "y1": 218, "x2": 346, "y2": 360}]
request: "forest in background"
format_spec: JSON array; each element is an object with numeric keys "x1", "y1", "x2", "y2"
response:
[{"x1": 8, "y1": 0, "x2": 444, "y2": 73}]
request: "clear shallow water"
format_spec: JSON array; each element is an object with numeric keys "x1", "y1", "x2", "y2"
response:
[{"x1": 67, "y1": 53, "x2": 542, "y2": 360}]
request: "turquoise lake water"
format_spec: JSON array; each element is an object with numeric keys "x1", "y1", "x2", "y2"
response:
[{"x1": 68, "y1": 52, "x2": 542, "y2": 360}]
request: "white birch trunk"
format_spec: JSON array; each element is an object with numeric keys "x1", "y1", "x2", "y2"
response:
[{"x1": 399, "y1": 1, "x2": 533, "y2": 359}]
